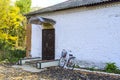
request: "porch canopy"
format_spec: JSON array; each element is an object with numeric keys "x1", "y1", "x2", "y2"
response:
[
  {"x1": 26, "y1": 16, "x2": 56, "y2": 59},
  {"x1": 28, "y1": 17, "x2": 56, "y2": 25}
]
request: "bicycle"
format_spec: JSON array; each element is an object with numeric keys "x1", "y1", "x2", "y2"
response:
[{"x1": 59, "y1": 49, "x2": 76, "y2": 70}]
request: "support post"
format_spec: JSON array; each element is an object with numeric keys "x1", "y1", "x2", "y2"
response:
[{"x1": 26, "y1": 24, "x2": 32, "y2": 58}]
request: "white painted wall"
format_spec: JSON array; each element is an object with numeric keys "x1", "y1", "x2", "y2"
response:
[
  {"x1": 31, "y1": 24, "x2": 42, "y2": 57},
  {"x1": 34, "y1": 3, "x2": 120, "y2": 68}
]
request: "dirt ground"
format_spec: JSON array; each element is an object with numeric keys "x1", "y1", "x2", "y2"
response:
[
  {"x1": 0, "y1": 64, "x2": 43, "y2": 80},
  {"x1": 0, "y1": 64, "x2": 120, "y2": 80}
]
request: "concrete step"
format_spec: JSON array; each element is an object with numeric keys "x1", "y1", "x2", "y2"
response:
[
  {"x1": 36, "y1": 59, "x2": 59, "y2": 69},
  {"x1": 25, "y1": 59, "x2": 59, "y2": 69},
  {"x1": 25, "y1": 60, "x2": 41, "y2": 67},
  {"x1": 18, "y1": 57, "x2": 60, "y2": 69},
  {"x1": 12, "y1": 64, "x2": 45, "y2": 72},
  {"x1": 18, "y1": 57, "x2": 41, "y2": 65}
]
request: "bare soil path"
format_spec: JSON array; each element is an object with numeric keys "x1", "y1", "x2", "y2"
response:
[
  {"x1": 0, "y1": 64, "x2": 41, "y2": 80},
  {"x1": 38, "y1": 67, "x2": 120, "y2": 80},
  {"x1": 0, "y1": 64, "x2": 120, "y2": 80}
]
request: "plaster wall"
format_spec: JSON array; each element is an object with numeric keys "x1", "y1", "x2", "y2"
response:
[
  {"x1": 34, "y1": 3, "x2": 120, "y2": 68},
  {"x1": 31, "y1": 24, "x2": 42, "y2": 57}
]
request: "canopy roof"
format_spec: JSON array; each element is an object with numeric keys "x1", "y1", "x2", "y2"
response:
[{"x1": 29, "y1": 17, "x2": 56, "y2": 25}]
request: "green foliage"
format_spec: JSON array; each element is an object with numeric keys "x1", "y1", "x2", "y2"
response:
[
  {"x1": 0, "y1": 0, "x2": 27, "y2": 64},
  {"x1": 0, "y1": 49, "x2": 26, "y2": 63},
  {"x1": 74, "y1": 65, "x2": 80, "y2": 68},
  {"x1": 0, "y1": 59, "x2": 9, "y2": 64},
  {"x1": 15, "y1": 0, "x2": 32, "y2": 48},
  {"x1": 89, "y1": 67, "x2": 96, "y2": 71},
  {"x1": 8, "y1": 49, "x2": 26, "y2": 63},
  {"x1": 15, "y1": 0, "x2": 31, "y2": 14},
  {"x1": 0, "y1": 0, "x2": 26, "y2": 49},
  {"x1": 105, "y1": 63, "x2": 120, "y2": 74},
  {"x1": 66, "y1": 62, "x2": 120, "y2": 74},
  {"x1": 105, "y1": 63, "x2": 118, "y2": 72}
]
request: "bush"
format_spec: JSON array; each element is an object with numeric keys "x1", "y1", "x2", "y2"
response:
[
  {"x1": 105, "y1": 62, "x2": 120, "y2": 74},
  {"x1": 74, "y1": 65, "x2": 80, "y2": 68},
  {"x1": 0, "y1": 49, "x2": 26, "y2": 64}
]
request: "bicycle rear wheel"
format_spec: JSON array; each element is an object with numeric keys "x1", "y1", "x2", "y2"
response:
[{"x1": 67, "y1": 57, "x2": 75, "y2": 70}]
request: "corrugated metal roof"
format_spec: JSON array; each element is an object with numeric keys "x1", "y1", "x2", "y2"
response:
[{"x1": 25, "y1": 0, "x2": 119, "y2": 16}]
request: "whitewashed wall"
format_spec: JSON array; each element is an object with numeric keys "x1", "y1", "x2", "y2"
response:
[
  {"x1": 31, "y1": 24, "x2": 42, "y2": 57},
  {"x1": 36, "y1": 4, "x2": 120, "y2": 68}
]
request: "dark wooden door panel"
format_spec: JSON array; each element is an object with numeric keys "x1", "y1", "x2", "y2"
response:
[{"x1": 42, "y1": 29, "x2": 55, "y2": 60}]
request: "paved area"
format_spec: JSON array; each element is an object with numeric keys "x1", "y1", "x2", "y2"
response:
[{"x1": 12, "y1": 65, "x2": 45, "y2": 73}]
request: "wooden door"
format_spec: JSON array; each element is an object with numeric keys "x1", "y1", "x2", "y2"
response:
[{"x1": 42, "y1": 29, "x2": 55, "y2": 60}]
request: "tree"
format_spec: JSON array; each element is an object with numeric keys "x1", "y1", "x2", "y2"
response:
[
  {"x1": 0, "y1": 0, "x2": 25, "y2": 49},
  {"x1": 15, "y1": 0, "x2": 31, "y2": 14},
  {"x1": 0, "y1": 0, "x2": 27, "y2": 62},
  {"x1": 15, "y1": 0, "x2": 32, "y2": 48}
]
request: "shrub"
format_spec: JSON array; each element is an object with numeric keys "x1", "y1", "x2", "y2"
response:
[
  {"x1": 89, "y1": 67, "x2": 96, "y2": 71},
  {"x1": 105, "y1": 62, "x2": 120, "y2": 74},
  {"x1": 0, "y1": 49, "x2": 26, "y2": 64},
  {"x1": 74, "y1": 65, "x2": 80, "y2": 68}
]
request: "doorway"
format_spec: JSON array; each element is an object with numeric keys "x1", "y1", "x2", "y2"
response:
[
  {"x1": 42, "y1": 23, "x2": 55, "y2": 60},
  {"x1": 42, "y1": 29, "x2": 55, "y2": 60}
]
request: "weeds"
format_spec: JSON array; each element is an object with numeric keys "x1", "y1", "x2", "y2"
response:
[
  {"x1": 73, "y1": 62, "x2": 120, "y2": 74},
  {"x1": 105, "y1": 62, "x2": 120, "y2": 74}
]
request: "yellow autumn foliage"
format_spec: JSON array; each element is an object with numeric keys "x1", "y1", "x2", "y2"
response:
[{"x1": 0, "y1": 0, "x2": 26, "y2": 48}]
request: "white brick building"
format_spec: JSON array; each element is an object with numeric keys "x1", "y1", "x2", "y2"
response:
[{"x1": 25, "y1": 0, "x2": 120, "y2": 69}]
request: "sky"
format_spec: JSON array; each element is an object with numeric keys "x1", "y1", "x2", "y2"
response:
[
  {"x1": 11, "y1": 0, "x2": 67, "y2": 8},
  {"x1": 32, "y1": 0, "x2": 67, "y2": 7}
]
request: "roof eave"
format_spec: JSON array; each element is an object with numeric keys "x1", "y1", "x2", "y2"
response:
[{"x1": 25, "y1": 0, "x2": 120, "y2": 17}]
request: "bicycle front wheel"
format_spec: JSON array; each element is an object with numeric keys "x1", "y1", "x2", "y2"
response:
[{"x1": 59, "y1": 58, "x2": 66, "y2": 68}]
